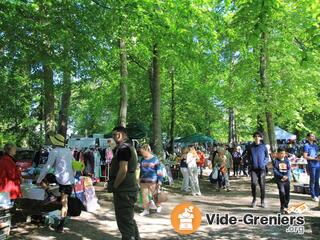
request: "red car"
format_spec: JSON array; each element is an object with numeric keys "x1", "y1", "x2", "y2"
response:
[{"x1": 15, "y1": 149, "x2": 35, "y2": 172}]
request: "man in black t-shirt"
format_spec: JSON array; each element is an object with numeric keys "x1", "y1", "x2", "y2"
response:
[{"x1": 108, "y1": 126, "x2": 140, "y2": 240}]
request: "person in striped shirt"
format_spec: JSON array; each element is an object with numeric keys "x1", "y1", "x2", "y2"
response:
[{"x1": 138, "y1": 144, "x2": 163, "y2": 216}]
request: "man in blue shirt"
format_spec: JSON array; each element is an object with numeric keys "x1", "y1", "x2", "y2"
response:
[
  {"x1": 247, "y1": 131, "x2": 269, "y2": 208},
  {"x1": 303, "y1": 132, "x2": 320, "y2": 202}
]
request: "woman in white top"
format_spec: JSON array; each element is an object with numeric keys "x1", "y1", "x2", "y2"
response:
[
  {"x1": 178, "y1": 147, "x2": 190, "y2": 192},
  {"x1": 186, "y1": 146, "x2": 201, "y2": 196}
]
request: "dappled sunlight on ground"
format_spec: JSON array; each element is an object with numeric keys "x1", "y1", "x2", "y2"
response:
[{"x1": 7, "y1": 176, "x2": 320, "y2": 239}]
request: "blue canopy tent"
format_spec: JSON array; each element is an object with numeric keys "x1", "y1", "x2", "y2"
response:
[{"x1": 275, "y1": 126, "x2": 296, "y2": 141}]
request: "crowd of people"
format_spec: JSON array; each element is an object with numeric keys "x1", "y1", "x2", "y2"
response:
[
  {"x1": 0, "y1": 128, "x2": 319, "y2": 239},
  {"x1": 173, "y1": 142, "x2": 247, "y2": 195}
]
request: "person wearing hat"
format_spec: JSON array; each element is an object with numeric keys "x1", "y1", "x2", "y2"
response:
[{"x1": 37, "y1": 133, "x2": 75, "y2": 233}]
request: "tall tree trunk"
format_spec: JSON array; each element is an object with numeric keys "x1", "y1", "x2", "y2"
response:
[
  {"x1": 257, "y1": 114, "x2": 269, "y2": 144},
  {"x1": 58, "y1": 70, "x2": 71, "y2": 138},
  {"x1": 39, "y1": 90, "x2": 44, "y2": 143},
  {"x1": 227, "y1": 49, "x2": 237, "y2": 147},
  {"x1": 265, "y1": 112, "x2": 276, "y2": 151},
  {"x1": 205, "y1": 111, "x2": 211, "y2": 136},
  {"x1": 235, "y1": 116, "x2": 238, "y2": 143},
  {"x1": 169, "y1": 67, "x2": 175, "y2": 154},
  {"x1": 228, "y1": 107, "x2": 236, "y2": 146},
  {"x1": 150, "y1": 44, "x2": 163, "y2": 157},
  {"x1": 43, "y1": 64, "x2": 55, "y2": 144},
  {"x1": 118, "y1": 38, "x2": 128, "y2": 127},
  {"x1": 259, "y1": 29, "x2": 276, "y2": 152}
]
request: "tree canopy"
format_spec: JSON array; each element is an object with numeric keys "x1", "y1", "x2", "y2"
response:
[{"x1": 0, "y1": 0, "x2": 319, "y2": 148}]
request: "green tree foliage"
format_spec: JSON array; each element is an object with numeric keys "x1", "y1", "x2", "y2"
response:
[{"x1": 0, "y1": 0, "x2": 319, "y2": 147}]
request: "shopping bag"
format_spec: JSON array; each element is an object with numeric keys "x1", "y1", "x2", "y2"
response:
[
  {"x1": 209, "y1": 167, "x2": 218, "y2": 183},
  {"x1": 153, "y1": 189, "x2": 168, "y2": 204}
]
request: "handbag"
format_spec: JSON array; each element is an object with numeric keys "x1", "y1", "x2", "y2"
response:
[{"x1": 153, "y1": 188, "x2": 168, "y2": 204}]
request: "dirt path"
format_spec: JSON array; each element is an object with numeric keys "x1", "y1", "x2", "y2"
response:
[{"x1": 8, "y1": 176, "x2": 320, "y2": 240}]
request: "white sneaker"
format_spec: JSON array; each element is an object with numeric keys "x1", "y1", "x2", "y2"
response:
[
  {"x1": 196, "y1": 192, "x2": 202, "y2": 196},
  {"x1": 156, "y1": 206, "x2": 162, "y2": 213},
  {"x1": 149, "y1": 200, "x2": 157, "y2": 210},
  {"x1": 139, "y1": 209, "x2": 150, "y2": 216},
  {"x1": 312, "y1": 197, "x2": 319, "y2": 202}
]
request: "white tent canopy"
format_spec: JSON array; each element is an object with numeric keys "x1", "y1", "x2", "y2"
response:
[{"x1": 275, "y1": 126, "x2": 296, "y2": 140}]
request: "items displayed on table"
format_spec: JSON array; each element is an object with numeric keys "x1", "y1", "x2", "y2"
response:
[
  {"x1": 45, "y1": 210, "x2": 65, "y2": 227},
  {"x1": 21, "y1": 184, "x2": 46, "y2": 201},
  {"x1": 0, "y1": 194, "x2": 12, "y2": 239},
  {"x1": 0, "y1": 206, "x2": 11, "y2": 239},
  {"x1": 289, "y1": 155, "x2": 308, "y2": 165},
  {"x1": 291, "y1": 168, "x2": 309, "y2": 185},
  {"x1": 74, "y1": 176, "x2": 100, "y2": 213},
  {"x1": 26, "y1": 210, "x2": 69, "y2": 228},
  {"x1": 0, "y1": 193, "x2": 12, "y2": 209},
  {"x1": 290, "y1": 157, "x2": 311, "y2": 194}
]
